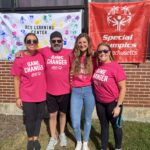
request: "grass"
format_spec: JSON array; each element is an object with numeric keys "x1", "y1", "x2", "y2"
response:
[{"x1": 0, "y1": 118, "x2": 150, "y2": 150}]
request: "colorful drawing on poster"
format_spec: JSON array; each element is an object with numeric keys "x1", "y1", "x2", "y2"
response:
[{"x1": 0, "y1": 11, "x2": 82, "y2": 60}]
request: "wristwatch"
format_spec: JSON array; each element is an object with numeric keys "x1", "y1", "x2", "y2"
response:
[{"x1": 117, "y1": 104, "x2": 123, "y2": 108}]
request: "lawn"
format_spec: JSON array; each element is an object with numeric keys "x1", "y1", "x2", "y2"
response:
[{"x1": 0, "y1": 115, "x2": 150, "y2": 150}]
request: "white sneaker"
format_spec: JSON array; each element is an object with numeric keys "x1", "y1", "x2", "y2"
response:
[
  {"x1": 75, "y1": 141, "x2": 82, "y2": 150},
  {"x1": 82, "y1": 142, "x2": 90, "y2": 150},
  {"x1": 46, "y1": 137, "x2": 58, "y2": 150},
  {"x1": 59, "y1": 133, "x2": 67, "y2": 147}
]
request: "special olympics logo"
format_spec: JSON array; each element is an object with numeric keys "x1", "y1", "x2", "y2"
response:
[{"x1": 107, "y1": 6, "x2": 132, "y2": 31}]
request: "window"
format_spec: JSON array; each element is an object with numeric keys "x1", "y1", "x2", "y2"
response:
[
  {"x1": 0, "y1": 0, "x2": 12, "y2": 8},
  {"x1": 15, "y1": 0, "x2": 85, "y2": 7}
]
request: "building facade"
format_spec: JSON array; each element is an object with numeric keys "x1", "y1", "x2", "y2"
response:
[{"x1": 0, "y1": 0, "x2": 150, "y2": 122}]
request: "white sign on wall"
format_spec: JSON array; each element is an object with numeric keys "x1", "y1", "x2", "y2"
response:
[{"x1": 0, "y1": 11, "x2": 82, "y2": 60}]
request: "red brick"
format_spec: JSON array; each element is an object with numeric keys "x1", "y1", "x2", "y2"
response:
[{"x1": 1, "y1": 60, "x2": 150, "y2": 107}]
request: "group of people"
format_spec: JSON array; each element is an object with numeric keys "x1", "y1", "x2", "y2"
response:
[{"x1": 11, "y1": 31, "x2": 126, "y2": 150}]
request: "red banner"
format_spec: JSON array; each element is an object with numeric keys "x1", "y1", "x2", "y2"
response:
[
  {"x1": 144, "y1": 0, "x2": 150, "y2": 20},
  {"x1": 89, "y1": 2, "x2": 149, "y2": 63}
]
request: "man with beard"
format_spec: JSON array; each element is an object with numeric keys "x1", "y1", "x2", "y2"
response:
[{"x1": 39, "y1": 31, "x2": 72, "y2": 150}]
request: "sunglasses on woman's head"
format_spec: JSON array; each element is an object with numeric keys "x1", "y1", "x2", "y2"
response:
[
  {"x1": 97, "y1": 49, "x2": 110, "y2": 54},
  {"x1": 51, "y1": 40, "x2": 62, "y2": 44},
  {"x1": 26, "y1": 39, "x2": 38, "y2": 44}
]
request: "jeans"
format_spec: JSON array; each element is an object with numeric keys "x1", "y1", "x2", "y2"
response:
[{"x1": 70, "y1": 85, "x2": 95, "y2": 142}]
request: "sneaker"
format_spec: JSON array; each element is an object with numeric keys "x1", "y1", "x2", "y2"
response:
[
  {"x1": 46, "y1": 137, "x2": 58, "y2": 150},
  {"x1": 34, "y1": 140, "x2": 41, "y2": 150},
  {"x1": 82, "y1": 142, "x2": 90, "y2": 150},
  {"x1": 75, "y1": 141, "x2": 82, "y2": 150},
  {"x1": 27, "y1": 141, "x2": 34, "y2": 150},
  {"x1": 59, "y1": 133, "x2": 67, "y2": 147}
]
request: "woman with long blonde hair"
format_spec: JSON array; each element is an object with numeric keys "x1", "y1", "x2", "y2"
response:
[{"x1": 70, "y1": 33, "x2": 95, "y2": 150}]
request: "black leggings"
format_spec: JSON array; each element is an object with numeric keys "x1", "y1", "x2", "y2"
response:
[
  {"x1": 23, "y1": 101, "x2": 45, "y2": 137},
  {"x1": 96, "y1": 101, "x2": 122, "y2": 150}
]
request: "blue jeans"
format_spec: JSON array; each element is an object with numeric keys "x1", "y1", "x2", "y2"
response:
[{"x1": 70, "y1": 85, "x2": 95, "y2": 142}]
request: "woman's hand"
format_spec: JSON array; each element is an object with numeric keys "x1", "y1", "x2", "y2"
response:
[
  {"x1": 15, "y1": 50, "x2": 24, "y2": 58},
  {"x1": 112, "y1": 106, "x2": 121, "y2": 118},
  {"x1": 16, "y1": 99, "x2": 23, "y2": 109}
]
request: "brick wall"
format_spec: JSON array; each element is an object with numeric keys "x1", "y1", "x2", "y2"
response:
[
  {"x1": 0, "y1": 60, "x2": 150, "y2": 107},
  {"x1": 123, "y1": 60, "x2": 150, "y2": 107},
  {"x1": 0, "y1": 61, "x2": 15, "y2": 103}
]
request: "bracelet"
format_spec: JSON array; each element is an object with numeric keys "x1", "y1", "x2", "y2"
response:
[{"x1": 16, "y1": 97, "x2": 20, "y2": 100}]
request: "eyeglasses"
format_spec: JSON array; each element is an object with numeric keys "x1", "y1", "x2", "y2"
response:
[
  {"x1": 51, "y1": 40, "x2": 62, "y2": 44},
  {"x1": 97, "y1": 49, "x2": 110, "y2": 54},
  {"x1": 26, "y1": 39, "x2": 38, "y2": 44}
]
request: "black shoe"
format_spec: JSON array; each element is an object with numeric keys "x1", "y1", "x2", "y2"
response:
[
  {"x1": 27, "y1": 141, "x2": 34, "y2": 150},
  {"x1": 34, "y1": 140, "x2": 41, "y2": 150}
]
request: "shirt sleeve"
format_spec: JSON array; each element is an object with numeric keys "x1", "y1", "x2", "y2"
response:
[
  {"x1": 69, "y1": 51, "x2": 74, "y2": 65},
  {"x1": 38, "y1": 46, "x2": 49, "y2": 55},
  {"x1": 11, "y1": 58, "x2": 22, "y2": 77},
  {"x1": 114, "y1": 63, "x2": 126, "y2": 82}
]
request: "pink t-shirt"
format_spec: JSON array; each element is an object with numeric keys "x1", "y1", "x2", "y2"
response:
[
  {"x1": 39, "y1": 47, "x2": 71, "y2": 95},
  {"x1": 93, "y1": 61, "x2": 126, "y2": 103},
  {"x1": 71, "y1": 54, "x2": 92, "y2": 87},
  {"x1": 11, "y1": 52, "x2": 46, "y2": 102}
]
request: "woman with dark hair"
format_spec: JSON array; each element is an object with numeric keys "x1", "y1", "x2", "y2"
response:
[
  {"x1": 70, "y1": 33, "x2": 95, "y2": 150},
  {"x1": 93, "y1": 43, "x2": 126, "y2": 150},
  {"x1": 11, "y1": 33, "x2": 46, "y2": 150}
]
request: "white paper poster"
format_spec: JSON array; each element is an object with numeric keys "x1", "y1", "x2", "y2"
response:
[{"x1": 0, "y1": 11, "x2": 82, "y2": 60}]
